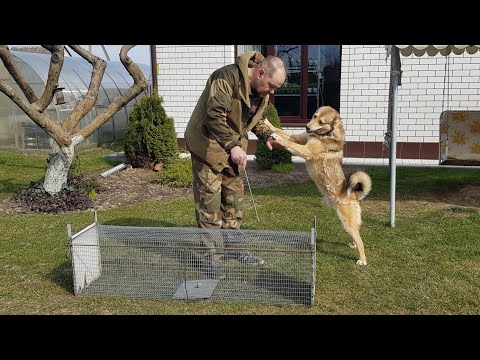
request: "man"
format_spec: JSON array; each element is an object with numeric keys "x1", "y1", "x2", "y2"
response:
[{"x1": 185, "y1": 51, "x2": 287, "y2": 278}]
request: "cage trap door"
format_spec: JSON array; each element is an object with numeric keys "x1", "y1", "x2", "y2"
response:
[
  {"x1": 69, "y1": 223, "x2": 101, "y2": 294},
  {"x1": 173, "y1": 279, "x2": 219, "y2": 300}
]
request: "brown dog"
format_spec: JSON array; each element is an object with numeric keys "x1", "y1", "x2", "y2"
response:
[{"x1": 265, "y1": 106, "x2": 372, "y2": 265}]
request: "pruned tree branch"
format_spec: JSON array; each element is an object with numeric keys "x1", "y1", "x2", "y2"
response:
[
  {"x1": 1, "y1": 44, "x2": 149, "y2": 195},
  {"x1": 33, "y1": 45, "x2": 65, "y2": 112},
  {"x1": 120, "y1": 45, "x2": 147, "y2": 84},
  {"x1": 78, "y1": 45, "x2": 147, "y2": 139},
  {"x1": 1, "y1": 44, "x2": 147, "y2": 151},
  {"x1": 61, "y1": 45, "x2": 107, "y2": 134},
  {"x1": 0, "y1": 45, "x2": 38, "y2": 103},
  {"x1": 0, "y1": 79, "x2": 71, "y2": 146}
]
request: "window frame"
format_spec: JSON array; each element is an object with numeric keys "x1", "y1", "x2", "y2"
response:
[
  {"x1": 266, "y1": 45, "x2": 309, "y2": 126},
  {"x1": 235, "y1": 45, "x2": 341, "y2": 127}
]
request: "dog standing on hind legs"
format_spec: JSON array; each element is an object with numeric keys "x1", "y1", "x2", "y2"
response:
[{"x1": 265, "y1": 106, "x2": 372, "y2": 265}]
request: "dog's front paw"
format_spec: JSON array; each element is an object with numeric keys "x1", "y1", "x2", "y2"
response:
[
  {"x1": 348, "y1": 242, "x2": 357, "y2": 249},
  {"x1": 271, "y1": 133, "x2": 281, "y2": 140},
  {"x1": 356, "y1": 259, "x2": 367, "y2": 266}
]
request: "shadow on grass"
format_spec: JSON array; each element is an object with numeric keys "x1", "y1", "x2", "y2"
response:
[
  {"x1": 46, "y1": 260, "x2": 74, "y2": 294},
  {"x1": 253, "y1": 267, "x2": 313, "y2": 306},
  {"x1": 102, "y1": 217, "x2": 192, "y2": 228},
  {"x1": 253, "y1": 181, "x2": 318, "y2": 198},
  {"x1": 317, "y1": 238, "x2": 358, "y2": 262}
]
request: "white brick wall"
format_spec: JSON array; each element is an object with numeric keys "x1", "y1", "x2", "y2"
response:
[
  {"x1": 155, "y1": 45, "x2": 235, "y2": 138},
  {"x1": 156, "y1": 45, "x2": 480, "y2": 145},
  {"x1": 340, "y1": 45, "x2": 480, "y2": 143}
]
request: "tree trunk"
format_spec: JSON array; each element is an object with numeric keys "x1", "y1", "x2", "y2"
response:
[
  {"x1": 43, "y1": 142, "x2": 75, "y2": 195},
  {"x1": 0, "y1": 45, "x2": 147, "y2": 197}
]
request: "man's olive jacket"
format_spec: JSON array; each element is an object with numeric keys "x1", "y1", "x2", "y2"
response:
[{"x1": 185, "y1": 50, "x2": 274, "y2": 171}]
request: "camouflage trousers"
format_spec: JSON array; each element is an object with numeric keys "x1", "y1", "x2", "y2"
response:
[{"x1": 191, "y1": 152, "x2": 246, "y2": 261}]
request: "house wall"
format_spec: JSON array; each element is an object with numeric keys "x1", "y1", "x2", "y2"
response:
[
  {"x1": 155, "y1": 45, "x2": 235, "y2": 148},
  {"x1": 155, "y1": 45, "x2": 480, "y2": 159},
  {"x1": 340, "y1": 45, "x2": 480, "y2": 159}
]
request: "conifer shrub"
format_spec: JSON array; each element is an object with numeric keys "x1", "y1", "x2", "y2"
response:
[
  {"x1": 154, "y1": 157, "x2": 192, "y2": 188},
  {"x1": 124, "y1": 94, "x2": 178, "y2": 168},
  {"x1": 255, "y1": 103, "x2": 292, "y2": 169}
]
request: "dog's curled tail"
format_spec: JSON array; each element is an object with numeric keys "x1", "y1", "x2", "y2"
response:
[{"x1": 346, "y1": 171, "x2": 372, "y2": 201}]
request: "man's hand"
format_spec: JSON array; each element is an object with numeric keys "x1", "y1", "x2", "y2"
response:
[
  {"x1": 266, "y1": 136, "x2": 286, "y2": 151},
  {"x1": 230, "y1": 146, "x2": 247, "y2": 170}
]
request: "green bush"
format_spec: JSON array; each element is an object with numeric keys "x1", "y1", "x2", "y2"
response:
[
  {"x1": 255, "y1": 103, "x2": 292, "y2": 169},
  {"x1": 124, "y1": 94, "x2": 178, "y2": 168},
  {"x1": 272, "y1": 163, "x2": 295, "y2": 173},
  {"x1": 155, "y1": 157, "x2": 192, "y2": 188}
]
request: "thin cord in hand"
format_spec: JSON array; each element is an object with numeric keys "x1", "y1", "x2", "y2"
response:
[{"x1": 243, "y1": 168, "x2": 260, "y2": 222}]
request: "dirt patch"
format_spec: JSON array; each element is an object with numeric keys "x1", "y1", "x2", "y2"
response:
[
  {"x1": 90, "y1": 162, "x2": 311, "y2": 211},
  {"x1": 1, "y1": 161, "x2": 479, "y2": 213},
  {"x1": 0, "y1": 162, "x2": 311, "y2": 214},
  {"x1": 90, "y1": 166, "x2": 192, "y2": 210},
  {"x1": 439, "y1": 184, "x2": 480, "y2": 208}
]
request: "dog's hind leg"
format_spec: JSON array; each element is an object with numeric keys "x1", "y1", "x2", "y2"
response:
[
  {"x1": 350, "y1": 230, "x2": 367, "y2": 266},
  {"x1": 336, "y1": 203, "x2": 367, "y2": 265}
]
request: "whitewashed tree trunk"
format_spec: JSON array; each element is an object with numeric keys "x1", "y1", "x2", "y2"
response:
[
  {"x1": 43, "y1": 147, "x2": 74, "y2": 195},
  {"x1": 43, "y1": 135, "x2": 83, "y2": 195},
  {"x1": 0, "y1": 45, "x2": 147, "y2": 196}
]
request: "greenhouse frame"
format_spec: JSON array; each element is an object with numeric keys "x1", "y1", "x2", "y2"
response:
[{"x1": 0, "y1": 50, "x2": 151, "y2": 152}]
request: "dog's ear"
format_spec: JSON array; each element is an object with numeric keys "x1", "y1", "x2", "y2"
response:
[{"x1": 329, "y1": 115, "x2": 345, "y2": 142}]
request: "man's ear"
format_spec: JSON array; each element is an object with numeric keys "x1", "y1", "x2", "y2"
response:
[{"x1": 258, "y1": 68, "x2": 265, "y2": 78}]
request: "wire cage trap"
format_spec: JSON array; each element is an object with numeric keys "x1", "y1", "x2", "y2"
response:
[{"x1": 68, "y1": 213, "x2": 316, "y2": 306}]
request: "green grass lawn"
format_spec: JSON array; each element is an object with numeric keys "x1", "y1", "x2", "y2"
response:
[
  {"x1": 1, "y1": 150, "x2": 480, "y2": 314},
  {"x1": 0, "y1": 148, "x2": 121, "y2": 200}
]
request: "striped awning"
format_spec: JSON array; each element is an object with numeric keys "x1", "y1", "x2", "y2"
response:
[{"x1": 395, "y1": 45, "x2": 480, "y2": 56}]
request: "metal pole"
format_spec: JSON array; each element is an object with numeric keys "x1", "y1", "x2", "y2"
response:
[{"x1": 388, "y1": 46, "x2": 401, "y2": 227}]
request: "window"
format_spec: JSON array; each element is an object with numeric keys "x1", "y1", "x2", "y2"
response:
[
  {"x1": 268, "y1": 45, "x2": 341, "y2": 125},
  {"x1": 235, "y1": 45, "x2": 341, "y2": 125}
]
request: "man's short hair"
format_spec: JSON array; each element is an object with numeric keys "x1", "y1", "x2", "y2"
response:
[{"x1": 259, "y1": 55, "x2": 287, "y2": 77}]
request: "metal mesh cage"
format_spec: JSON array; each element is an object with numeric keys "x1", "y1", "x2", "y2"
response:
[{"x1": 68, "y1": 216, "x2": 316, "y2": 306}]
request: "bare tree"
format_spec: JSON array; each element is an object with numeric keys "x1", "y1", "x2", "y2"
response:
[{"x1": 0, "y1": 45, "x2": 147, "y2": 195}]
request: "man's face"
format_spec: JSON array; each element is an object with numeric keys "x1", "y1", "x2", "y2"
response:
[{"x1": 253, "y1": 68, "x2": 285, "y2": 98}]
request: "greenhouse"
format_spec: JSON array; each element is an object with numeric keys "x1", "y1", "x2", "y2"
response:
[{"x1": 0, "y1": 50, "x2": 151, "y2": 152}]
